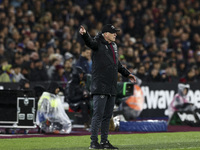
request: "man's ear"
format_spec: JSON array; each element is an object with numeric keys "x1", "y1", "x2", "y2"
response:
[{"x1": 104, "y1": 32, "x2": 108, "y2": 36}]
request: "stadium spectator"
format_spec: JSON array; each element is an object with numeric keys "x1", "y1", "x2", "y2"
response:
[
  {"x1": 177, "y1": 60, "x2": 187, "y2": 78},
  {"x1": 147, "y1": 67, "x2": 161, "y2": 82},
  {"x1": 124, "y1": 47, "x2": 134, "y2": 63},
  {"x1": 29, "y1": 59, "x2": 49, "y2": 82},
  {"x1": 63, "y1": 58, "x2": 74, "y2": 82},
  {"x1": 47, "y1": 58, "x2": 59, "y2": 79},
  {"x1": 12, "y1": 64, "x2": 25, "y2": 82},
  {"x1": 180, "y1": 67, "x2": 198, "y2": 83},
  {"x1": 165, "y1": 65, "x2": 179, "y2": 82},
  {"x1": 0, "y1": 64, "x2": 15, "y2": 82},
  {"x1": 52, "y1": 64, "x2": 67, "y2": 86},
  {"x1": 66, "y1": 66, "x2": 91, "y2": 129},
  {"x1": 159, "y1": 70, "x2": 170, "y2": 82},
  {"x1": 136, "y1": 64, "x2": 147, "y2": 82},
  {"x1": 76, "y1": 46, "x2": 92, "y2": 74},
  {"x1": 0, "y1": 0, "x2": 200, "y2": 83}
]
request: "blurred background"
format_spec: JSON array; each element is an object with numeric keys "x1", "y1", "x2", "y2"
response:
[{"x1": 0, "y1": 0, "x2": 200, "y2": 132}]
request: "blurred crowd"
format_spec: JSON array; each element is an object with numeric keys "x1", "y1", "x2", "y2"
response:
[{"x1": 0, "y1": 0, "x2": 200, "y2": 85}]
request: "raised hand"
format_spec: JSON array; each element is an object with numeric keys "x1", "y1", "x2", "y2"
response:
[{"x1": 79, "y1": 25, "x2": 86, "y2": 35}]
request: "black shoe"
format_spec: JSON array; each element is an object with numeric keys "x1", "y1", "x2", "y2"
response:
[
  {"x1": 100, "y1": 141, "x2": 118, "y2": 149},
  {"x1": 89, "y1": 141, "x2": 103, "y2": 149}
]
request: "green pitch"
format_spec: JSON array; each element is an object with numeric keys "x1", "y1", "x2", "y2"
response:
[{"x1": 0, "y1": 132, "x2": 200, "y2": 150}]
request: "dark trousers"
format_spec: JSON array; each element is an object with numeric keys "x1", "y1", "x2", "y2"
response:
[
  {"x1": 90, "y1": 95, "x2": 115, "y2": 143},
  {"x1": 80, "y1": 101, "x2": 90, "y2": 124}
]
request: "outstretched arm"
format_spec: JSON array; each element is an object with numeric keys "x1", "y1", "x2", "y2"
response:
[
  {"x1": 118, "y1": 61, "x2": 136, "y2": 83},
  {"x1": 79, "y1": 25, "x2": 98, "y2": 50}
]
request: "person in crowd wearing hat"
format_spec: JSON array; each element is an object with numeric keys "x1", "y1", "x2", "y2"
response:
[
  {"x1": 64, "y1": 52, "x2": 74, "y2": 63},
  {"x1": 79, "y1": 24, "x2": 136, "y2": 149},
  {"x1": 0, "y1": 58, "x2": 8, "y2": 76},
  {"x1": 159, "y1": 69, "x2": 170, "y2": 82},
  {"x1": 0, "y1": 64, "x2": 15, "y2": 82},
  {"x1": 16, "y1": 43, "x2": 25, "y2": 53},
  {"x1": 167, "y1": 83, "x2": 196, "y2": 123}
]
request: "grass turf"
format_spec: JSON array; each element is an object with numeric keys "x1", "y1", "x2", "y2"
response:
[{"x1": 0, "y1": 132, "x2": 200, "y2": 150}]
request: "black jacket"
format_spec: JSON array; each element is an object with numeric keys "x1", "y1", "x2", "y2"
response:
[
  {"x1": 66, "y1": 74, "x2": 85, "y2": 103},
  {"x1": 81, "y1": 32, "x2": 130, "y2": 96}
]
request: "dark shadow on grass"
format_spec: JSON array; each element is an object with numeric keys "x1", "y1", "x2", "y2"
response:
[{"x1": 32, "y1": 141, "x2": 200, "y2": 150}]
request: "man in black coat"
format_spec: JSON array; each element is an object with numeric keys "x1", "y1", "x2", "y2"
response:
[{"x1": 79, "y1": 24, "x2": 136, "y2": 149}]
